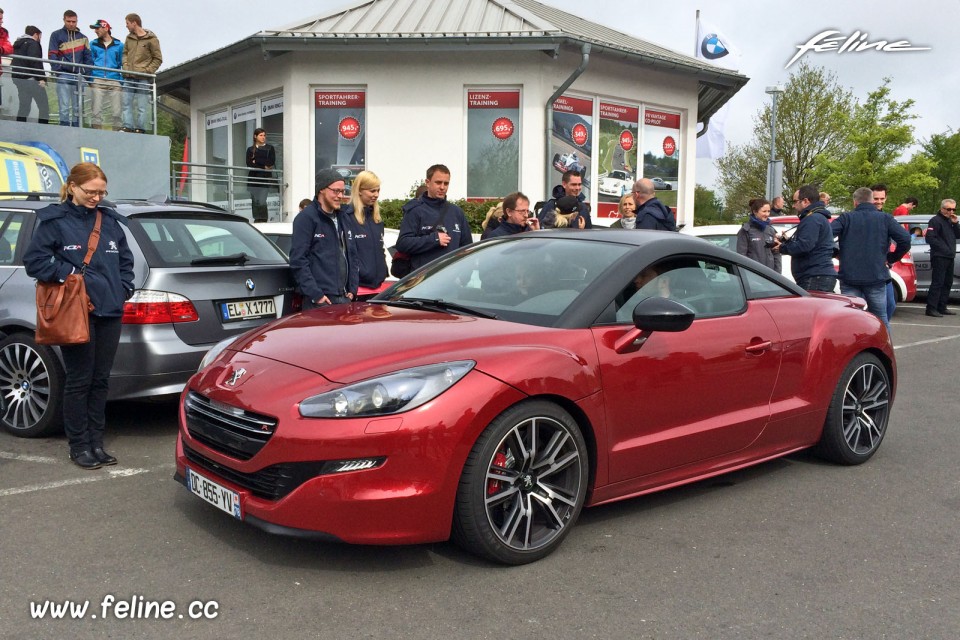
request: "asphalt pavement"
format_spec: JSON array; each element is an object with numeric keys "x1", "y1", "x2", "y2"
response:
[{"x1": 1, "y1": 301, "x2": 957, "y2": 639}]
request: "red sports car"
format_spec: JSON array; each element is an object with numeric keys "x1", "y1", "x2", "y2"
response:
[{"x1": 176, "y1": 230, "x2": 896, "y2": 565}]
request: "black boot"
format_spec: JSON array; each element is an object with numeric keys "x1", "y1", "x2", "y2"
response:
[
  {"x1": 70, "y1": 450, "x2": 102, "y2": 470},
  {"x1": 92, "y1": 447, "x2": 118, "y2": 466}
]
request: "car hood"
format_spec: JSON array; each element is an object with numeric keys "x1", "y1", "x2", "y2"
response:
[{"x1": 223, "y1": 302, "x2": 598, "y2": 391}]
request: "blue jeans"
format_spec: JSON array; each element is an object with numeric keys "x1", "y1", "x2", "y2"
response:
[
  {"x1": 56, "y1": 73, "x2": 81, "y2": 126},
  {"x1": 59, "y1": 315, "x2": 123, "y2": 454},
  {"x1": 796, "y1": 275, "x2": 837, "y2": 293},
  {"x1": 841, "y1": 282, "x2": 889, "y2": 333},
  {"x1": 886, "y1": 281, "x2": 896, "y2": 319},
  {"x1": 122, "y1": 81, "x2": 151, "y2": 130}
]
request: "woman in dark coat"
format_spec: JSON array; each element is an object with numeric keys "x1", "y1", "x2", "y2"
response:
[
  {"x1": 344, "y1": 170, "x2": 388, "y2": 290},
  {"x1": 246, "y1": 128, "x2": 276, "y2": 223},
  {"x1": 736, "y1": 198, "x2": 781, "y2": 273},
  {"x1": 24, "y1": 162, "x2": 135, "y2": 469}
]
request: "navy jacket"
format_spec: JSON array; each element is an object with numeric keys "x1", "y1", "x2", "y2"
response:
[
  {"x1": 635, "y1": 197, "x2": 677, "y2": 231},
  {"x1": 343, "y1": 208, "x2": 388, "y2": 288},
  {"x1": 486, "y1": 220, "x2": 527, "y2": 238},
  {"x1": 779, "y1": 203, "x2": 836, "y2": 281},
  {"x1": 24, "y1": 200, "x2": 135, "y2": 318},
  {"x1": 289, "y1": 199, "x2": 359, "y2": 301},
  {"x1": 926, "y1": 213, "x2": 960, "y2": 259},
  {"x1": 396, "y1": 195, "x2": 472, "y2": 271},
  {"x1": 47, "y1": 27, "x2": 92, "y2": 75},
  {"x1": 539, "y1": 185, "x2": 592, "y2": 229},
  {"x1": 831, "y1": 203, "x2": 911, "y2": 286}
]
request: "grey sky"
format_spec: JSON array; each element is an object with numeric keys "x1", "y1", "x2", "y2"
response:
[{"x1": 9, "y1": 0, "x2": 956, "y2": 191}]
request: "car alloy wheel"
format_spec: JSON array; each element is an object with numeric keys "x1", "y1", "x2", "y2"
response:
[
  {"x1": 0, "y1": 334, "x2": 65, "y2": 438},
  {"x1": 815, "y1": 353, "x2": 890, "y2": 465},
  {"x1": 453, "y1": 400, "x2": 588, "y2": 565}
]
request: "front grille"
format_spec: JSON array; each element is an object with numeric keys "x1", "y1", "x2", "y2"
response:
[
  {"x1": 185, "y1": 391, "x2": 277, "y2": 460},
  {"x1": 182, "y1": 442, "x2": 328, "y2": 501}
]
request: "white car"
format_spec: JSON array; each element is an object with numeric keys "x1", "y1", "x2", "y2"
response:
[
  {"x1": 597, "y1": 170, "x2": 633, "y2": 198},
  {"x1": 681, "y1": 224, "x2": 909, "y2": 301}
]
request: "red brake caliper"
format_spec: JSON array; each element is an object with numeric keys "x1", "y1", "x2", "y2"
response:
[{"x1": 487, "y1": 451, "x2": 508, "y2": 495}]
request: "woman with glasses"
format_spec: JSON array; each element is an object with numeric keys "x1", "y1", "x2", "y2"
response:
[
  {"x1": 344, "y1": 171, "x2": 388, "y2": 291},
  {"x1": 24, "y1": 162, "x2": 135, "y2": 470}
]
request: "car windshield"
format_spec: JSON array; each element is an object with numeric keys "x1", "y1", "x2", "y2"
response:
[
  {"x1": 132, "y1": 215, "x2": 288, "y2": 267},
  {"x1": 381, "y1": 236, "x2": 631, "y2": 326}
]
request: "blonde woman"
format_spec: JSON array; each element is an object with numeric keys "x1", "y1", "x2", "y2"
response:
[
  {"x1": 610, "y1": 193, "x2": 637, "y2": 229},
  {"x1": 344, "y1": 170, "x2": 388, "y2": 288},
  {"x1": 480, "y1": 202, "x2": 503, "y2": 239}
]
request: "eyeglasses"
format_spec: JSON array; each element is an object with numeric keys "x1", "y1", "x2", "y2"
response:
[
  {"x1": 945, "y1": 207, "x2": 957, "y2": 212},
  {"x1": 511, "y1": 209, "x2": 530, "y2": 215},
  {"x1": 74, "y1": 185, "x2": 108, "y2": 198},
  {"x1": 325, "y1": 188, "x2": 345, "y2": 196}
]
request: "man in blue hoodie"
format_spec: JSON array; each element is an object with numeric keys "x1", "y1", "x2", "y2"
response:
[
  {"x1": 88, "y1": 19, "x2": 123, "y2": 130},
  {"x1": 289, "y1": 169, "x2": 359, "y2": 308},
  {"x1": 778, "y1": 184, "x2": 836, "y2": 292},
  {"x1": 47, "y1": 10, "x2": 91, "y2": 127},
  {"x1": 831, "y1": 187, "x2": 911, "y2": 332},
  {"x1": 397, "y1": 164, "x2": 473, "y2": 271}
]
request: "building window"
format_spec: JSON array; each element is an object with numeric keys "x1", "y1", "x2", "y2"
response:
[
  {"x1": 314, "y1": 90, "x2": 366, "y2": 187},
  {"x1": 466, "y1": 89, "x2": 520, "y2": 199},
  {"x1": 549, "y1": 94, "x2": 593, "y2": 198},
  {"x1": 641, "y1": 108, "x2": 681, "y2": 210},
  {"x1": 596, "y1": 101, "x2": 640, "y2": 220}
]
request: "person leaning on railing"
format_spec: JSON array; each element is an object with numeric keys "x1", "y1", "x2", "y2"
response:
[{"x1": 12, "y1": 26, "x2": 49, "y2": 123}]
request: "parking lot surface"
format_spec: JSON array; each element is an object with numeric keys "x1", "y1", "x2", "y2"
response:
[{"x1": 1, "y1": 301, "x2": 958, "y2": 639}]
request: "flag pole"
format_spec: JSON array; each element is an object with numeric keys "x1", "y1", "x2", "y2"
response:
[{"x1": 694, "y1": 10, "x2": 700, "y2": 56}]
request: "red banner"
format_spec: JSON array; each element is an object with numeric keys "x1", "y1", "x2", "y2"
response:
[
  {"x1": 468, "y1": 91, "x2": 520, "y2": 109},
  {"x1": 644, "y1": 110, "x2": 681, "y2": 129},
  {"x1": 552, "y1": 95, "x2": 593, "y2": 116},
  {"x1": 599, "y1": 102, "x2": 639, "y2": 123},
  {"x1": 315, "y1": 92, "x2": 366, "y2": 108}
]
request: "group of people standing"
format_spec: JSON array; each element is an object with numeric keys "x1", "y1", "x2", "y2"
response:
[{"x1": 5, "y1": 8, "x2": 161, "y2": 130}]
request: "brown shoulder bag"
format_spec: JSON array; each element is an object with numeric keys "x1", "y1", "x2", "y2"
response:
[{"x1": 35, "y1": 211, "x2": 102, "y2": 345}]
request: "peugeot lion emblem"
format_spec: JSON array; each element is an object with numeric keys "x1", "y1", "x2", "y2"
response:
[
  {"x1": 226, "y1": 368, "x2": 246, "y2": 386},
  {"x1": 245, "y1": 278, "x2": 255, "y2": 292}
]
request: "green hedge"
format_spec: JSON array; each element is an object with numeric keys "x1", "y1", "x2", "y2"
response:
[{"x1": 379, "y1": 199, "x2": 499, "y2": 234}]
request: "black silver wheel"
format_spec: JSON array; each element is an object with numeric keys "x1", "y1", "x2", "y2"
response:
[
  {"x1": 0, "y1": 333, "x2": 65, "y2": 437},
  {"x1": 815, "y1": 353, "x2": 890, "y2": 465},
  {"x1": 453, "y1": 401, "x2": 588, "y2": 565}
]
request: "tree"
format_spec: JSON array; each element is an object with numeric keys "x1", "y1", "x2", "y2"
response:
[
  {"x1": 817, "y1": 79, "x2": 937, "y2": 209},
  {"x1": 911, "y1": 129, "x2": 960, "y2": 212},
  {"x1": 716, "y1": 61, "x2": 855, "y2": 214},
  {"x1": 692, "y1": 184, "x2": 727, "y2": 224}
]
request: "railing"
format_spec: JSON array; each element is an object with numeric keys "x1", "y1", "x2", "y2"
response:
[
  {"x1": 171, "y1": 162, "x2": 287, "y2": 222},
  {"x1": 3, "y1": 53, "x2": 157, "y2": 132}
]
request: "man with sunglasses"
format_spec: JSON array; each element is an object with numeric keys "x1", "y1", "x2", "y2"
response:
[
  {"x1": 924, "y1": 199, "x2": 960, "y2": 317},
  {"x1": 777, "y1": 185, "x2": 836, "y2": 292},
  {"x1": 290, "y1": 169, "x2": 359, "y2": 309}
]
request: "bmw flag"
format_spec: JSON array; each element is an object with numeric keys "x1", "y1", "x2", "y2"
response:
[{"x1": 695, "y1": 18, "x2": 740, "y2": 159}]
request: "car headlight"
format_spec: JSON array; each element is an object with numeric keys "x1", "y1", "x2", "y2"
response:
[
  {"x1": 198, "y1": 336, "x2": 239, "y2": 372},
  {"x1": 299, "y1": 361, "x2": 475, "y2": 418}
]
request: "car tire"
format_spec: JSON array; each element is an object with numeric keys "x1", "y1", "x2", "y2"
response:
[
  {"x1": 814, "y1": 353, "x2": 890, "y2": 465},
  {"x1": 452, "y1": 400, "x2": 588, "y2": 565},
  {"x1": 0, "y1": 333, "x2": 65, "y2": 438}
]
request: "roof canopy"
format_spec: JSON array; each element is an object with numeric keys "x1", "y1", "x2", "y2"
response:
[{"x1": 158, "y1": 0, "x2": 748, "y2": 121}]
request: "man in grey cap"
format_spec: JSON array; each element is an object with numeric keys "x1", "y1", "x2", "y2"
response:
[{"x1": 289, "y1": 168, "x2": 359, "y2": 308}]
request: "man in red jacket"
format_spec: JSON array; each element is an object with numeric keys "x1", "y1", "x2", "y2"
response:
[{"x1": 0, "y1": 9, "x2": 14, "y2": 106}]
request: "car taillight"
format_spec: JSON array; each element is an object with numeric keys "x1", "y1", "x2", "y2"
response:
[
  {"x1": 123, "y1": 290, "x2": 200, "y2": 324},
  {"x1": 291, "y1": 292, "x2": 303, "y2": 313},
  {"x1": 900, "y1": 250, "x2": 914, "y2": 264}
]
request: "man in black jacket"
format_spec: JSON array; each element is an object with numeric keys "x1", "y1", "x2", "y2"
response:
[
  {"x1": 632, "y1": 178, "x2": 677, "y2": 231},
  {"x1": 289, "y1": 169, "x2": 359, "y2": 308},
  {"x1": 925, "y1": 198, "x2": 960, "y2": 317},
  {"x1": 396, "y1": 164, "x2": 472, "y2": 271},
  {"x1": 12, "y1": 26, "x2": 49, "y2": 123}
]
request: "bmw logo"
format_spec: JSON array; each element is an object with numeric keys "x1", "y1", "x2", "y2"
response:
[
  {"x1": 701, "y1": 34, "x2": 729, "y2": 60},
  {"x1": 245, "y1": 278, "x2": 255, "y2": 292}
]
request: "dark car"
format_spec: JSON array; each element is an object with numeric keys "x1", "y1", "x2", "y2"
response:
[
  {"x1": 0, "y1": 195, "x2": 296, "y2": 437},
  {"x1": 176, "y1": 230, "x2": 895, "y2": 565},
  {"x1": 894, "y1": 214, "x2": 960, "y2": 298}
]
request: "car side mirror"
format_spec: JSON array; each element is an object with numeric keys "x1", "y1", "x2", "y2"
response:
[{"x1": 614, "y1": 297, "x2": 695, "y2": 354}]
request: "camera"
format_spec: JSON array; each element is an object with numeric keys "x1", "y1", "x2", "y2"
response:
[{"x1": 435, "y1": 225, "x2": 447, "y2": 234}]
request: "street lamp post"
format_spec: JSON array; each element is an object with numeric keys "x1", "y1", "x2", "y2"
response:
[{"x1": 765, "y1": 84, "x2": 785, "y2": 202}]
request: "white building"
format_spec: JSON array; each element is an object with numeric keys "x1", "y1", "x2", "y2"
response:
[{"x1": 158, "y1": 0, "x2": 746, "y2": 224}]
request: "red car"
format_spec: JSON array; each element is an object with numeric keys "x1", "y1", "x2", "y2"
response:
[{"x1": 176, "y1": 231, "x2": 896, "y2": 565}]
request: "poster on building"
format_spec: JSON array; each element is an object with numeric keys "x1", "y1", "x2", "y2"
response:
[
  {"x1": 466, "y1": 90, "x2": 520, "y2": 199},
  {"x1": 596, "y1": 101, "x2": 640, "y2": 219},
  {"x1": 641, "y1": 108, "x2": 681, "y2": 210},
  {"x1": 314, "y1": 91, "x2": 366, "y2": 186},
  {"x1": 549, "y1": 94, "x2": 593, "y2": 199}
]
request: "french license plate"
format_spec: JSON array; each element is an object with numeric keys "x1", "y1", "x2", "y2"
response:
[
  {"x1": 186, "y1": 467, "x2": 241, "y2": 520},
  {"x1": 220, "y1": 297, "x2": 276, "y2": 322}
]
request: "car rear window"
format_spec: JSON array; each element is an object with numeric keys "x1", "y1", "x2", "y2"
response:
[{"x1": 132, "y1": 215, "x2": 288, "y2": 267}]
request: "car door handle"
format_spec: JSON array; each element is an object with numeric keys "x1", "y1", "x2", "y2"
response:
[{"x1": 745, "y1": 340, "x2": 773, "y2": 354}]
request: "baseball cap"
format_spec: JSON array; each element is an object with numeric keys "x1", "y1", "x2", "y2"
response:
[
  {"x1": 556, "y1": 195, "x2": 580, "y2": 214},
  {"x1": 90, "y1": 19, "x2": 111, "y2": 30}
]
